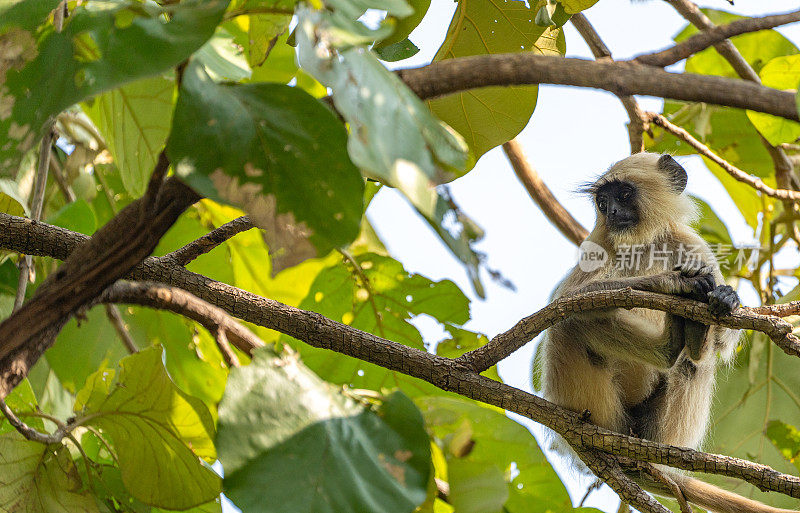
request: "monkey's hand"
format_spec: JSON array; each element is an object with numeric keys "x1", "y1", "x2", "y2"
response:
[
  {"x1": 672, "y1": 263, "x2": 716, "y2": 301},
  {"x1": 708, "y1": 285, "x2": 739, "y2": 317}
]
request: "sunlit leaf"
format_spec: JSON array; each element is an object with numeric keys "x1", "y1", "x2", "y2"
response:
[
  {"x1": 428, "y1": 0, "x2": 565, "y2": 164},
  {"x1": 0, "y1": 434, "x2": 98, "y2": 513},
  {"x1": 747, "y1": 55, "x2": 800, "y2": 146},
  {"x1": 83, "y1": 75, "x2": 174, "y2": 197},
  {"x1": 77, "y1": 347, "x2": 220, "y2": 510}
]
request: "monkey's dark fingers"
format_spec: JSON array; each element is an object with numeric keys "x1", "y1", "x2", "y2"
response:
[{"x1": 708, "y1": 285, "x2": 740, "y2": 317}]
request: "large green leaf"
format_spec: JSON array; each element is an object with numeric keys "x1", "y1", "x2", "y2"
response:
[
  {"x1": 284, "y1": 252, "x2": 469, "y2": 396},
  {"x1": 297, "y1": 9, "x2": 486, "y2": 296},
  {"x1": 83, "y1": 75, "x2": 175, "y2": 197},
  {"x1": 765, "y1": 420, "x2": 800, "y2": 474},
  {"x1": 0, "y1": 179, "x2": 28, "y2": 216},
  {"x1": 428, "y1": 0, "x2": 565, "y2": 163},
  {"x1": 678, "y1": 9, "x2": 799, "y2": 79},
  {"x1": 167, "y1": 62, "x2": 364, "y2": 273},
  {"x1": 1, "y1": 0, "x2": 228, "y2": 174},
  {"x1": 746, "y1": 55, "x2": 800, "y2": 147},
  {"x1": 705, "y1": 339, "x2": 800, "y2": 509},
  {"x1": 217, "y1": 350, "x2": 431, "y2": 513},
  {"x1": 76, "y1": 347, "x2": 220, "y2": 510},
  {"x1": 0, "y1": 434, "x2": 98, "y2": 513},
  {"x1": 559, "y1": 0, "x2": 599, "y2": 14},
  {"x1": 417, "y1": 396, "x2": 594, "y2": 513},
  {"x1": 0, "y1": 379, "x2": 43, "y2": 434}
]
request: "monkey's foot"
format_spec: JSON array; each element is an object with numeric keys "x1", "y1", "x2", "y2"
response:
[{"x1": 708, "y1": 285, "x2": 739, "y2": 317}]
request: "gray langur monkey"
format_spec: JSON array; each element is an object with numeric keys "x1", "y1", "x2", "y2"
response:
[{"x1": 540, "y1": 153, "x2": 797, "y2": 513}]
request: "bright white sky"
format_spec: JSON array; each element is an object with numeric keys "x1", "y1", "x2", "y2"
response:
[{"x1": 367, "y1": 1, "x2": 800, "y2": 510}]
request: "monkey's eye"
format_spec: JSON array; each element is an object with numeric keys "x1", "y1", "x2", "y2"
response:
[
  {"x1": 597, "y1": 198, "x2": 607, "y2": 212},
  {"x1": 619, "y1": 190, "x2": 631, "y2": 201}
]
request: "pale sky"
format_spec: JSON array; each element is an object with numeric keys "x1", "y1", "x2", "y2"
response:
[{"x1": 368, "y1": 1, "x2": 800, "y2": 510}]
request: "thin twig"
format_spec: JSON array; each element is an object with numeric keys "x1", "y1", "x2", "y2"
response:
[
  {"x1": 578, "y1": 479, "x2": 604, "y2": 507},
  {"x1": 104, "y1": 304, "x2": 137, "y2": 354},
  {"x1": 639, "y1": 463, "x2": 693, "y2": 513},
  {"x1": 99, "y1": 281, "x2": 265, "y2": 357},
  {"x1": 635, "y1": 9, "x2": 800, "y2": 68},
  {"x1": 48, "y1": 152, "x2": 76, "y2": 203},
  {"x1": 502, "y1": 140, "x2": 588, "y2": 245},
  {"x1": 214, "y1": 328, "x2": 240, "y2": 368},
  {"x1": 14, "y1": 128, "x2": 54, "y2": 311},
  {"x1": 644, "y1": 112, "x2": 800, "y2": 201},
  {"x1": 0, "y1": 398, "x2": 66, "y2": 444},
  {"x1": 570, "y1": 13, "x2": 646, "y2": 153},
  {"x1": 163, "y1": 216, "x2": 254, "y2": 267}
]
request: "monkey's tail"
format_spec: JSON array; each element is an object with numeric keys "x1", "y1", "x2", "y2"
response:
[{"x1": 643, "y1": 473, "x2": 799, "y2": 513}]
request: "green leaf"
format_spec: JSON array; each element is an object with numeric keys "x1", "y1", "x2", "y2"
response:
[
  {"x1": 0, "y1": 379, "x2": 43, "y2": 434},
  {"x1": 45, "y1": 199, "x2": 97, "y2": 235},
  {"x1": 77, "y1": 347, "x2": 220, "y2": 510},
  {"x1": 689, "y1": 196, "x2": 735, "y2": 275},
  {"x1": 678, "y1": 9, "x2": 799, "y2": 79},
  {"x1": 747, "y1": 55, "x2": 800, "y2": 146},
  {"x1": 217, "y1": 351, "x2": 431, "y2": 513},
  {"x1": 167, "y1": 62, "x2": 364, "y2": 273},
  {"x1": 285, "y1": 252, "x2": 470, "y2": 396},
  {"x1": 1, "y1": 0, "x2": 228, "y2": 174},
  {"x1": 373, "y1": 0, "x2": 430, "y2": 50},
  {"x1": 83, "y1": 75, "x2": 175, "y2": 197},
  {"x1": 705, "y1": 340, "x2": 800, "y2": 509},
  {"x1": 375, "y1": 38, "x2": 420, "y2": 62},
  {"x1": 297, "y1": 10, "x2": 487, "y2": 296},
  {"x1": 0, "y1": 434, "x2": 98, "y2": 513},
  {"x1": 195, "y1": 27, "x2": 252, "y2": 82},
  {"x1": 47, "y1": 306, "x2": 130, "y2": 394},
  {"x1": 417, "y1": 396, "x2": 578, "y2": 513},
  {"x1": 559, "y1": 0, "x2": 599, "y2": 14},
  {"x1": 0, "y1": 179, "x2": 28, "y2": 216},
  {"x1": 428, "y1": 0, "x2": 565, "y2": 163},
  {"x1": 766, "y1": 420, "x2": 800, "y2": 474}
]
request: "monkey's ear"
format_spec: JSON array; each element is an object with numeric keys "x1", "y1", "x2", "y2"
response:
[{"x1": 657, "y1": 154, "x2": 687, "y2": 194}]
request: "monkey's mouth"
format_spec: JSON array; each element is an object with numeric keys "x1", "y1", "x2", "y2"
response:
[{"x1": 608, "y1": 219, "x2": 637, "y2": 232}]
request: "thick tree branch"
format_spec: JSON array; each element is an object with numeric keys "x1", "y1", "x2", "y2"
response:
[
  {"x1": 644, "y1": 112, "x2": 800, "y2": 201},
  {"x1": 395, "y1": 55, "x2": 799, "y2": 121},
  {"x1": 570, "y1": 13, "x2": 646, "y2": 153},
  {"x1": 1, "y1": 214, "x2": 799, "y2": 504},
  {"x1": 0, "y1": 155, "x2": 200, "y2": 397},
  {"x1": 635, "y1": 9, "x2": 800, "y2": 68},
  {"x1": 98, "y1": 280, "x2": 264, "y2": 358},
  {"x1": 502, "y1": 140, "x2": 588, "y2": 245}
]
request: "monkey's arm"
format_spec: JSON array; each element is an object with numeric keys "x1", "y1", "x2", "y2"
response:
[{"x1": 570, "y1": 268, "x2": 714, "y2": 299}]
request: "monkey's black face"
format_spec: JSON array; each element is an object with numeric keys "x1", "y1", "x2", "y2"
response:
[{"x1": 595, "y1": 180, "x2": 639, "y2": 232}]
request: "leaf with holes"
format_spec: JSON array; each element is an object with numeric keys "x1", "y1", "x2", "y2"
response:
[
  {"x1": 76, "y1": 347, "x2": 220, "y2": 510},
  {"x1": 217, "y1": 350, "x2": 431, "y2": 513},
  {"x1": 167, "y1": 61, "x2": 364, "y2": 273},
  {"x1": 428, "y1": 0, "x2": 565, "y2": 165}
]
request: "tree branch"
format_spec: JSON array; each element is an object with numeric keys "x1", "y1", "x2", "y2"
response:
[
  {"x1": 395, "y1": 54, "x2": 799, "y2": 121},
  {"x1": 0, "y1": 398, "x2": 67, "y2": 444},
  {"x1": 635, "y1": 8, "x2": 800, "y2": 68},
  {"x1": 663, "y1": 0, "x2": 798, "y2": 191},
  {"x1": 0, "y1": 154, "x2": 200, "y2": 397},
  {"x1": 644, "y1": 112, "x2": 800, "y2": 201},
  {"x1": 502, "y1": 140, "x2": 588, "y2": 245},
  {"x1": 163, "y1": 215, "x2": 255, "y2": 267},
  {"x1": 1, "y1": 213, "x2": 799, "y2": 504},
  {"x1": 98, "y1": 280, "x2": 264, "y2": 358},
  {"x1": 570, "y1": 13, "x2": 646, "y2": 153}
]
